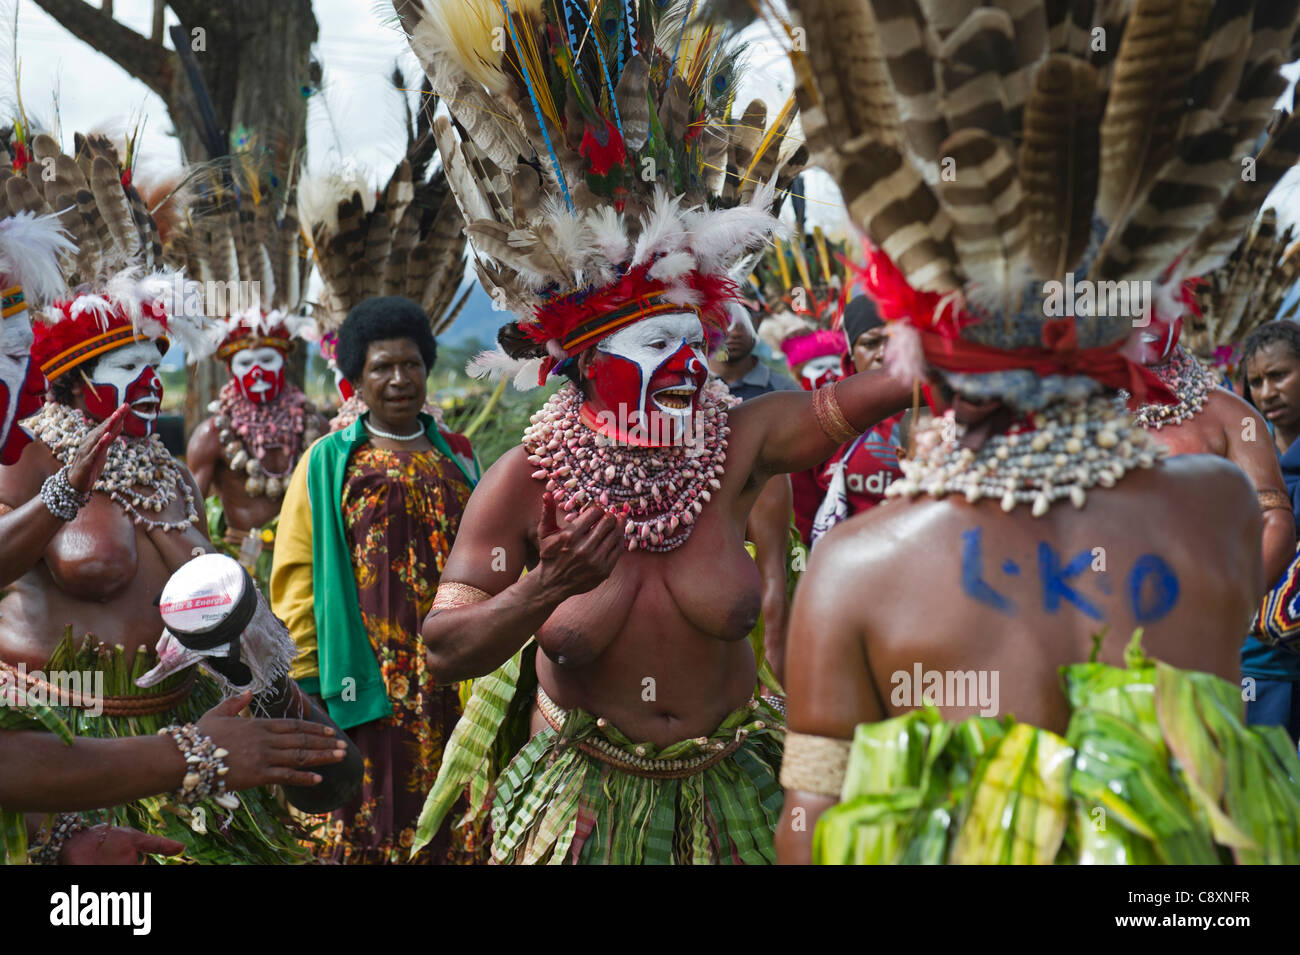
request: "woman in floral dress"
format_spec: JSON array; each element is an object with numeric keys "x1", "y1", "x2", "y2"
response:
[{"x1": 272, "y1": 297, "x2": 479, "y2": 863}]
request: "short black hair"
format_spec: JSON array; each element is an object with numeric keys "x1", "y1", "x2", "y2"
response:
[
  {"x1": 336, "y1": 296, "x2": 437, "y2": 381},
  {"x1": 1241, "y1": 320, "x2": 1300, "y2": 369}
]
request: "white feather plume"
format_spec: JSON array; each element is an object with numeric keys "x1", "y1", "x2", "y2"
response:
[
  {"x1": 588, "y1": 206, "x2": 630, "y2": 267},
  {"x1": 632, "y1": 188, "x2": 689, "y2": 266},
  {"x1": 0, "y1": 212, "x2": 74, "y2": 304}
]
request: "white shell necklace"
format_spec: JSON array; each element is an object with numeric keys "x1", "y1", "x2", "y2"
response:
[
  {"x1": 27, "y1": 402, "x2": 201, "y2": 532},
  {"x1": 363, "y1": 414, "x2": 425, "y2": 442},
  {"x1": 887, "y1": 396, "x2": 1165, "y2": 517}
]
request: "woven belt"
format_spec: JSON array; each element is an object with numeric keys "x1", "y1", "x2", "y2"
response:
[
  {"x1": 535, "y1": 685, "x2": 748, "y2": 780},
  {"x1": 0, "y1": 659, "x2": 197, "y2": 716}
]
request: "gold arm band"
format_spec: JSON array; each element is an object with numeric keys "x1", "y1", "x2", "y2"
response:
[
  {"x1": 779, "y1": 730, "x2": 853, "y2": 798},
  {"x1": 432, "y1": 581, "x2": 492, "y2": 611},
  {"x1": 813, "y1": 381, "x2": 859, "y2": 445},
  {"x1": 1259, "y1": 489, "x2": 1293, "y2": 514}
]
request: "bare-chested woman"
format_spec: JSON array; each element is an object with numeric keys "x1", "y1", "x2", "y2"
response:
[{"x1": 0, "y1": 203, "x2": 344, "y2": 864}]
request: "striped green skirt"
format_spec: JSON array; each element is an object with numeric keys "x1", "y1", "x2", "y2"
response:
[
  {"x1": 1, "y1": 631, "x2": 313, "y2": 864},
  {"x1": 415, "y1": 644, "x2": 785, "y2": 865}
]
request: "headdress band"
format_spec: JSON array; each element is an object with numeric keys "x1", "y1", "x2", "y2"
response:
[
  {"x1": 1, "y1": 286, "x2": 25, "y2": 320},
  {"x1": 41, "y1": 326, "x2": 168, "y2": 382}
]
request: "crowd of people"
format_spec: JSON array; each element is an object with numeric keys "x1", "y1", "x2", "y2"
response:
[{"x1": 6, "y1": 0, "x2": 1300, "y2": 866}]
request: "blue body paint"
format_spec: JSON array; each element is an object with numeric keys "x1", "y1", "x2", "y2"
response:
[
  {"x1": 1129, "y1": 554, "x2": 1180, "y2": 623},
  {"x1": 1002, "y1": 559, "x2": 1021, "y2": 576},
  {"x1": 1039, "y1": 543, "x2": 1103, "y2": 620},
  {"x1": 961, "y1": 528, "x2": 1016, "y2": 613}
]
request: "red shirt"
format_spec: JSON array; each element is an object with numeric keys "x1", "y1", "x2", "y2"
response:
[{"x1": 792, "y1": 412, "x2": 905, "y2": 544}]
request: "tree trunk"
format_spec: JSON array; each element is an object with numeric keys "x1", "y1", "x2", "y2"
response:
[{"x1": 32, "y1": 0, "x2": 319, "y2": 433}]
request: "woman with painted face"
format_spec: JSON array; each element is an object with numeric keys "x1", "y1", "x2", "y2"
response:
[
  {"x1": 0, "y1": 131, "x2": 351, "y2": 864},
  {"x1": 187, "y1": 311, "x2": 326, "y2": 592},
  {"x1": 271, "y1": 296, "x2": 481, "y2": 864}
]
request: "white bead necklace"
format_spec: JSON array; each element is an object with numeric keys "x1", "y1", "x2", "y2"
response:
[
  {"x1": 363, "y1": 415, "x2": 425, "y2": 442},
  {"x1": 27, "y1": 403, "x2": 200, "y2": 532},
  {"x1": 887, "y1": 396, "x2": 1165, "y2": 517}
]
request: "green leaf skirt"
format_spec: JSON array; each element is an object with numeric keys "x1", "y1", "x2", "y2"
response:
[
  {"x1": 1, "y1": 631, "x2": 313, "y2": 865},
  {"x1": 414, "y1": 644, "x2": 785, "y2": 865}
]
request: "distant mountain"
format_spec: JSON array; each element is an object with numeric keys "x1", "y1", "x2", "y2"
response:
[{"x1": 438, "y1": 282, "x2": 512, "y2": 349}]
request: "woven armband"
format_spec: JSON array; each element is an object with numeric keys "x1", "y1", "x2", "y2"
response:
[
  {"x1": 813, "y1": 382, "x2": 859, "y2": 445},
  {"x1": 431, "y1": 581, "x2": 492, "y2": 611},
  {"x1": 779, "y1": 731, "x2": 852, "y2": 798},
  {"x1": 1259, "y1": 489, "x2": 1293, "y2": 514}
]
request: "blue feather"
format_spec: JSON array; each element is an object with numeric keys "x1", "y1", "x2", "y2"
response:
[
  {"x1": 500, "y1": 0, "x2": 575, "y2": 211},
  {"x1": 564, "y1": 0, "x2": 624, "y2": 137},
  {"x1": 625, "y1": 0, "x2": 639, "y2": 56}
]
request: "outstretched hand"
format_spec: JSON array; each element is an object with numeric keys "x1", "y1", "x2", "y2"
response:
[
  {"x1": 67, "y1": 404, "x2": 129, "y2": 495},
  {"x1": 196, "y1": 691, "x2": 349, "y2": 790},
  {"x1": 535, "y1": 492, "x2": 626, "y2": 600},
  {"x1": 60, "y1": 825, "x2": 184, "y2": 865}
]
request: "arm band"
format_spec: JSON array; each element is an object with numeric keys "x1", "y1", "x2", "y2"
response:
[
  {"x1": 1259, "y1": 489, "x2": 1293, "y2": 514},
  {"x1": 813, "y1": 382, "x2": 860, "y2": 445},
  {"x1": 431, "y1": 581, "x2": 492, "y2": 611},
  {"x1": 779, "y1": 730, "x2": 852, "y2": 798}
]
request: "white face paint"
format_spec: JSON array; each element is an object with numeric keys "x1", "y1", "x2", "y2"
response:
[
  {"x1": 0, "y1": 312, "x2": 34, "y2": 439},
  {"x1": 230, "y1": 346, "x2": 285, "y2": 396},
  {"x1": 801, "y1": 354, "x2": 842, "y2": 388},
  {"x1": 594, "y1": 312, "x2": 707, "y2": 421},
  {"x1": 91, "y1": 341, "x2": 164, "y2": 422}
]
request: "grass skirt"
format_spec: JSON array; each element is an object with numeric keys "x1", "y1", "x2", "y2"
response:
[
  {"x1": 415, "y1": 644, "x2": 785, "y2": 864},
  {"x1": 1, "y1": 631, "x2": 313, "y2": 864}
]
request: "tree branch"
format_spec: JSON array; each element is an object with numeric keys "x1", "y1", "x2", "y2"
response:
[{"x1": 31, "y1": 0, "x2": 175, "y2": 100}]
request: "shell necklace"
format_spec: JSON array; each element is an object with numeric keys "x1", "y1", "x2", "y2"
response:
[
  {"x1": 1130, "y1": 347, "x2": 1213, "y2": 430},
  {"x1": 209, "y1": 382, "x2": 320, "y2": 499},
  {"x1": 887, "y1": 396, "x2": 1165, "y2": 517},
  {"x1": 523, "y1": 382, "x2": 728, "y2": 552},
  {"x1": 28, "y1": 402, "x2": 201, "y2": 532}
]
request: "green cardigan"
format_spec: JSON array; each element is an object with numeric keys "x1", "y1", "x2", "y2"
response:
[{"x1": 301, "y1": 412, "x2": 479, "y2": 729}]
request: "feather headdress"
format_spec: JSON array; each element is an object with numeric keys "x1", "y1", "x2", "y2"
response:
[
  {"x1": 14, "y1": 132, "x2": 208, "y2": 381},
  {"x1": 752, "y1": 223, "x2": 850, "y2": 369},
  {"x1": 302, "y1": 72, "x2": 471, "y2": 361},
  {"x1": 1186, "y1": 206, "x2": 1300, "y2": 369},
  {"x1": 161, "y1": 150, "x2": 313, "y2": 363},
  {"x1": 394, "y1": 0, "x2": 804, "y2": 387},
  {"x1": 781, "y1": 0, "x2": 1300, "y2": 410}
]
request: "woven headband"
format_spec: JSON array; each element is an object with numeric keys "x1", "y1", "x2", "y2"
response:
[
  {"x1": 216, "y1": 335, "x2": 294, "y2": 362},
  {"x1": 41, "y1": 326, "x2": 170, "y2": 382}
]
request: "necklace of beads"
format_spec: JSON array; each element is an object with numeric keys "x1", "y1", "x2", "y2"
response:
[
  {"x1": 887, "y1": 396, "x2": 1165, "y2": 517},
  {"x1": 1130, "y1": 347, "x2": 1212, "y2": 430},
  {"x1": 523, "y1": 382, "x2": 729, "y2": 552},
  {"x1": 28, "y1": 403, "x2": 201, "y2": 532},
  {"x1": 208, "y1": 382, "x2": 320, "y2": 499}
]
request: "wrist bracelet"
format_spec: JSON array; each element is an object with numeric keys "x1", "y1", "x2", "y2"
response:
[
  {"x1": 40, "y1": 465, "x2": 91, "y2": 521},
  {"x1": 29, "y1": 812, "x2": 87, "y2": 865},
  {"x1": 159, "y1": 722, "x2": 237, "y2": 809}
]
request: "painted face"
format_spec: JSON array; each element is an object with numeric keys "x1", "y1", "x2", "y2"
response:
[
  {"x1": 798, "y1": 354, "x2": 843, "y2": 391},
  {"x1": 583, "y1": 312, "x2": 708, "y2": 446},
  {"x1": 1138, "y1": 313, "x2": 1183, "y2": 366},
  {"x1": 229, "y1": 345, "x2": 287, "y2": 404},
  {"x1": 0, "y1": 309, "x2": 41, "y2": 465},
  {"x1": 83, "y1": 341, "x2": 164, "y2": 438}
]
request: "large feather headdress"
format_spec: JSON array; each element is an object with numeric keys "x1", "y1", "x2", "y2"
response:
[
  {"x1": 162, "y1": 155, "x2": 313, "y2": 362},
  {"x1": 394, "y1": 0, "x2": 805, "y2": 388},
  {"x1": 302, "y1": 72, "x2": 471, "y2": 363},
  {"x1": 10, "y1": 132, "x2": 208, "y2": 382},
  {"x1": 781, "y1": 0, "x2": 1300, "y2": 411},
  {"x1": 1186, "y1": 205, "x2": 1300, "y2": 367}
]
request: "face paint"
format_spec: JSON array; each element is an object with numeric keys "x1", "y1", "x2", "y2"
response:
[
  {"x1": 799, "y1": 354, "x2": 843, "y2": 391},
  {"x1": 83, "y1": 341, "x2": 164, "y2": 438},
  {"x1": 0, "y1": 310, "x2": 38, "y2": 465},
  {"x1": 582, "y1": 312, "x2": 708, "y2": 446},
  {"x1": 1139, "y1": 313, "x2": 1182, "y2": 366},
  {"x1": 229, "y1": 345, "x2": 287, "y2": 404}
]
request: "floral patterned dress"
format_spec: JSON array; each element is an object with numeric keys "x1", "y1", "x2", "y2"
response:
[{"x1": 315, "y1": 444, "x2": 473, "y2": 864}]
